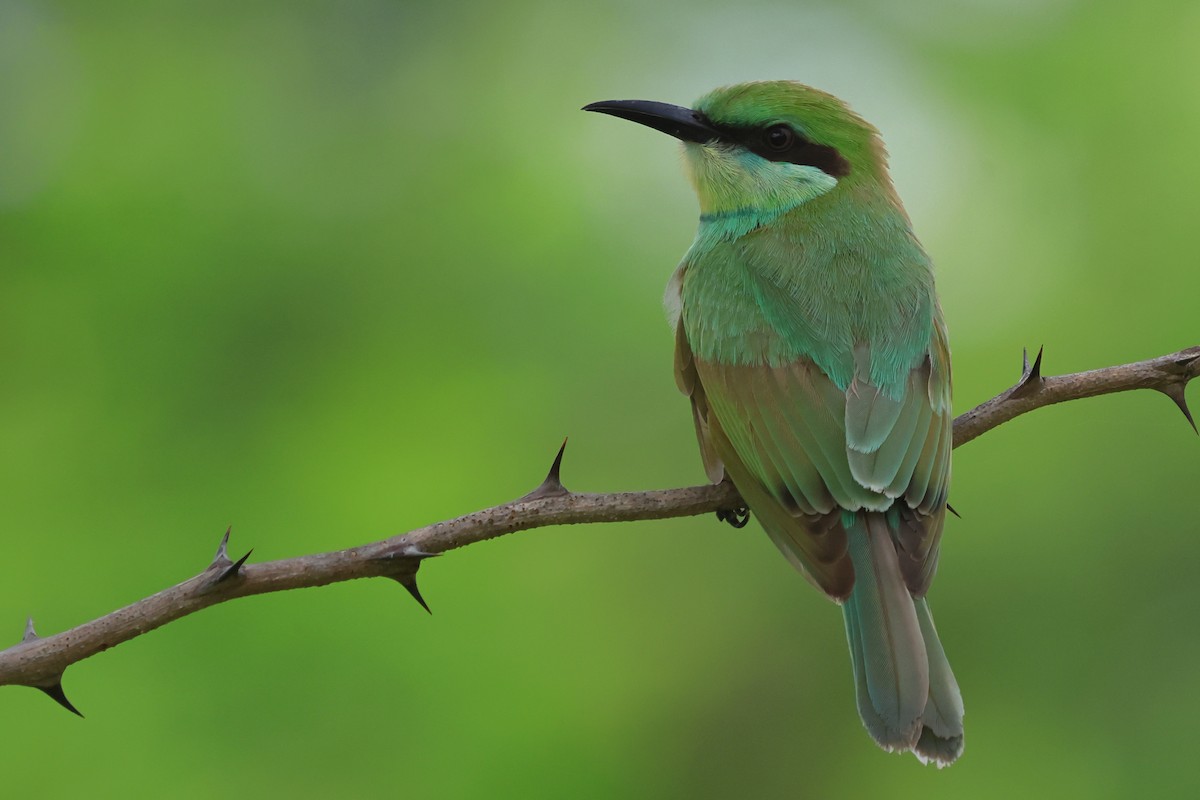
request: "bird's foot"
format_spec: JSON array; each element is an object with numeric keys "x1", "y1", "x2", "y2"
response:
[{"x1": 716, "y1": 505, "x2": 751, "y2": 529}]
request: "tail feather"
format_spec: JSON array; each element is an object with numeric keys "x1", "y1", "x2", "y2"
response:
[
  {"x1": 913, "y1": 597, "x2": 964, "y2": 766},
  {"x1": 842, "y1": 513, "x2": 964, "y2": 765},
  {"x1": 843, "y1": 589, "x2": 903, "y2": 744}
]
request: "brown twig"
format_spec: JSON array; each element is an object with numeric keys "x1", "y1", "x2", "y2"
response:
[
  {"x1": 1, "y1": 346, "x2": 1196, "y2": 715},
  {"x1": 952, "y1": 345, "x2": 1200, "y2": 447}
]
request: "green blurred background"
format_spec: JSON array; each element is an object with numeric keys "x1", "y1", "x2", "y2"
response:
[{"x1": 2, "y1": 0, "x2": 1197, "y2": 797}]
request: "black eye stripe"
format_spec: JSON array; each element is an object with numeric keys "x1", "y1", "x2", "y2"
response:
[{"x1": 707, "y1": 121, "x2": 851, "y2": 178}]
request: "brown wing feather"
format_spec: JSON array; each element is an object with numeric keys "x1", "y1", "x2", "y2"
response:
[
  {"x1": 675, "y1": 321, "x2": 724, "y2": 484},
  {"x1": 895, "y1": 316, "x2": 952, "y2": 595}
]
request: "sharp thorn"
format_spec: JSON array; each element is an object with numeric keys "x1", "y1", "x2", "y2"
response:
[
  {"x1": 39, "y1": 680, "x2": 84, "y2": 718},
  {"x1": 216, "y1": 549, "x2": 253, "y2": 583},
  {"x1": 393, "y1": 574, "x2": 432, "y2": 614},
  {"x1": 1011, "y1": 345, "x2": 1045, "y2": 399},
  {"x1": 214, "y1": 526, "x2": 231, "y2": 560},
  {"x1": 373, "y1": 544, "x2": 441, "y2": 563},
  {"x1": 946, "y1": 503, "x2": 962, "y2": 519},
  {"x1": 547, "y1": 437, "x2": 567, "y2": 485},
  {"x1": 1161, "y1": 384, "x2": 1198, "y2": 435},
  {"x1": 208, "y1": 526, "x2": 233, "y2": 572},
  {"x1": 519, "y1": 438, "x2": 570, "y2": 501},
  {"x1": 400, "y1": 547, "x2": 441, "y2": 559},
  {"x1": 373, "y1": 548, "x2": 433, "y2": 612},
  {"x1": 22, "y1": 617, "x2": 38, "y2": 643}
]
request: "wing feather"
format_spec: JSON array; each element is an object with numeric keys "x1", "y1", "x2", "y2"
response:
[
  {"x1": 675, "y1": 321, "x2": 725, "y2": 484},
  {"x1": 676, "y1": 324, "x2": 951, "y2": 599}
]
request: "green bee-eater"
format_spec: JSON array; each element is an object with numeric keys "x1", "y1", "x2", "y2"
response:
[{"x1": 585, "y1": 82, "x2": 962, "y2": 766}]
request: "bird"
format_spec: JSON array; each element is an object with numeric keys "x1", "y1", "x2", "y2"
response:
[{"x1": 584, "y1": 81, "x2": 962, "y2": 766}]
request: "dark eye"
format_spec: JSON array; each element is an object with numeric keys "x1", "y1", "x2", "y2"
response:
[{"x1": 764, "y1": 124, "x2": 794, "y2": 151}]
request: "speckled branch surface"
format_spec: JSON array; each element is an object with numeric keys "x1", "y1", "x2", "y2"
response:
[{"x1": 2, "y1": 345, "x2": 1197, "y2": 715}]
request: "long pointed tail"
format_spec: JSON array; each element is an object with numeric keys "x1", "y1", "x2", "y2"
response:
[{"x1": 841, "y1": 512, "x2": 964, "y2": 766}]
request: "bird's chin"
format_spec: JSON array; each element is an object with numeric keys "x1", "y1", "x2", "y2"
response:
[{"x1": 684, "y1": 145, "x2": 838, "y2": 224}]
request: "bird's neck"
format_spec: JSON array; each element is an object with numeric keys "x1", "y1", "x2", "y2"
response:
[{"x1": 692, "y1": 170, "x2": 906, "y2": 247}]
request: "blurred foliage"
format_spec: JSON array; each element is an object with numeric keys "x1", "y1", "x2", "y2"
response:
[{"x1": 1, "y1": 0, "x2": 1198, "y2": 797}]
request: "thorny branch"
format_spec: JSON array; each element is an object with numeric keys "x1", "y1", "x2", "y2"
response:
[{"x1": 2, "y1": 345, "x2": 1197, "y2": 715}]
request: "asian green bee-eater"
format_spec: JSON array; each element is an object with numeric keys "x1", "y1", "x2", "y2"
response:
[{"x1": 585, "y1": 81, "x2": 963, "y2": 766}]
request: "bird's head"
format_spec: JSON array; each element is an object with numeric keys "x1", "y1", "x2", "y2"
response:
[{"x1": 585, "y1": 81, "x2": 890, "y2": 224}]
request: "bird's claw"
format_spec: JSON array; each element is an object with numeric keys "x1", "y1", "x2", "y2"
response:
[{"x1": 716, "y1": 505, "x2": 751, "y2": 529}]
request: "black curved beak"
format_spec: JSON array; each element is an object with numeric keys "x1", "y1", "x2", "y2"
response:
[{"x1": 582, "y1": 100, "x2": 719, "y2": 145}]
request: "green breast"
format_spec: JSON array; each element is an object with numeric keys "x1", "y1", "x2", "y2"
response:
[{"x1": 679, "y1": 190, "x2": 938, "y2": 395}]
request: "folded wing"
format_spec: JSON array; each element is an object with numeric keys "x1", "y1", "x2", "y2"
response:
[{"x1": 675, "y1": 317, "x2": 952, "y2": 599}]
